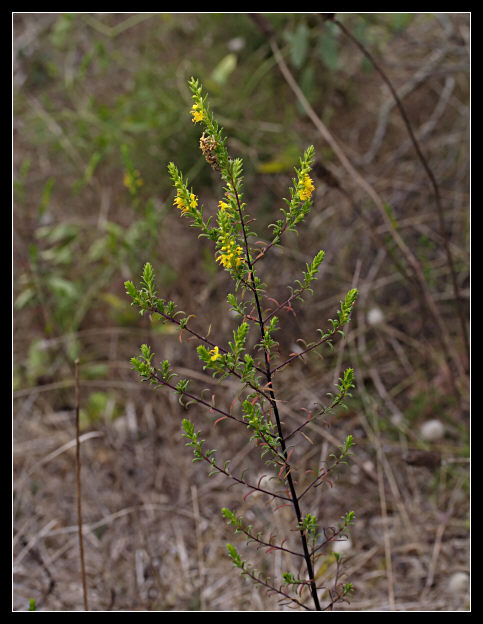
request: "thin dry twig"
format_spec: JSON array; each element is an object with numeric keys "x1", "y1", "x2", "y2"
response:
[
  {"x1": 331, "y1": 15, "x2": 469, "y2": 364},
  {"x1": 419, "y1": 474, "x2": 465, "y2": 602},
  {"x1": 74, "y1": 359, "x2": 89, "y2": 611},
  {"x1": 372, "y1": 411, "x2": 396, "y2": 610}
]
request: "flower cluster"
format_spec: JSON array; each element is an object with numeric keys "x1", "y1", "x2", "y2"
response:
[
  {"x1": 123, "y1": 169, "x2": 144, "y2": 194},
  {"x1": 209, "y1": 346, "x2": 221, "y2": 361},
  {"x1": 216, "y1": 232, "x2": 244, "y2": 270},
  {"x1": 297, "y1": 173, "x2": 315, "y2": 201},
  {"x1": 218, "y1": 200, "x2": 232, "y2": 213},
  {"x1": 173, "y1": 188, "x2": 198, "y2": 214},
  {"x1": 215, "y1": 185, "x2": 245, "y2": 273},
  {"x1": 191, "y1": 102, "x2": 204, "y2": 124}
]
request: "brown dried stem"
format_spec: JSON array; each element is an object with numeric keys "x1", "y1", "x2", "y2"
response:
[{"x1": 74, "y1": 359, "x2": 89, "y2": 611}]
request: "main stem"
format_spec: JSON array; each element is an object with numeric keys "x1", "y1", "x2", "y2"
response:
[{"x1": 232, "y1": 181, "x2": 322, "y2": 611}]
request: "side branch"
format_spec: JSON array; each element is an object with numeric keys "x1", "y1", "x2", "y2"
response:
[
  {"x1": 148, "y1": 302, "x2": 266, "y2": 378},
  {"x1": 271, "y1": 323, "x2": 347, "y2": 375},
  {"x1": 196, "y1": 450, "x2": 292, "y2": 503},
  {"x1": 148, "y1": 370, "x2": 246, "y2": 427}
]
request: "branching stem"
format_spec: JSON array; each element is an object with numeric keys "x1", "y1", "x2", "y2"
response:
[{"x1": 230, "y1": 174, "x2": 322, "y2": 612}]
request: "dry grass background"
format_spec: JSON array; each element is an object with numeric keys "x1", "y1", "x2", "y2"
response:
[{"x1": 13, "y1": 13, "x2": 470, "y2": 611}]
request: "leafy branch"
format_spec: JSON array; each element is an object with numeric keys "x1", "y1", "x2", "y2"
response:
[{"x1": 271, "y1": 289, "x2": 358, "y2": 375}]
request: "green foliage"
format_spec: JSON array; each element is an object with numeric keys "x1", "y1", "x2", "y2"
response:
[
  {"x1": 298, "y1": 512, "x2": 319, "y2": 540},
  {"x1": 291, "y1": 249, "x2": 326, "y2": 301},
  {"x1": 317, "y1": 22, "x2": 340, "y2": 70},
  {"x1": 284, "y1": 22, "x2": 310, "y2": 69},
  {"x1": 342, "y1": 509, "x2": 356, "y2": 528},
  {"x1": 182, "y1": 418, "x2": 216, "y2": 466},
  {"x1": 325, "y1": 369, "x2": 356, "y2": 413},
  {"x1": 226, "y1": 543, "x2": 246, "y2": 571},
  {"x1": 130, "y1": 344, "x2": 156, "y2": 383},
  {"x1": 242, "y1": 398, "x2": 280, "y2": 458},
  {"x1": 256, "y1": 316, "x2": 279, "y2": 359}
]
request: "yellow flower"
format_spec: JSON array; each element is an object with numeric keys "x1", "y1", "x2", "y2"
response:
[
  {"x1": 298, "y1": 174, "x2": 315, "y2": 201},
  {"x1": 189, "y1": 193, "x2": 198, "y2": 209},
  {"x1": 123, "y1": 170, "x2": 144, "y2": 193},
  {"x1": 209, "y1": 346, "x2": 221, "y2": 361},
  {"x1": 216, "y1": 232, "x2": 244, "y2": 270},
  {"x1": 218, "y1": 200, "x2": 230, "y2": 212},
  {"x1": 174, "y1": 189, "x2": 198, "y2": 214},
  {"x1": 191, "y1": 103, "x2": 204, "y2": 123},
  {"x1": 216, "y1": 242, "x2": 244, "y2": 269}
]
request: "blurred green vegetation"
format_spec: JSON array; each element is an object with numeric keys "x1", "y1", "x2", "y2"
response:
[{"x1": 14, "y1": 12, "x2": 466, "y2": 401}]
